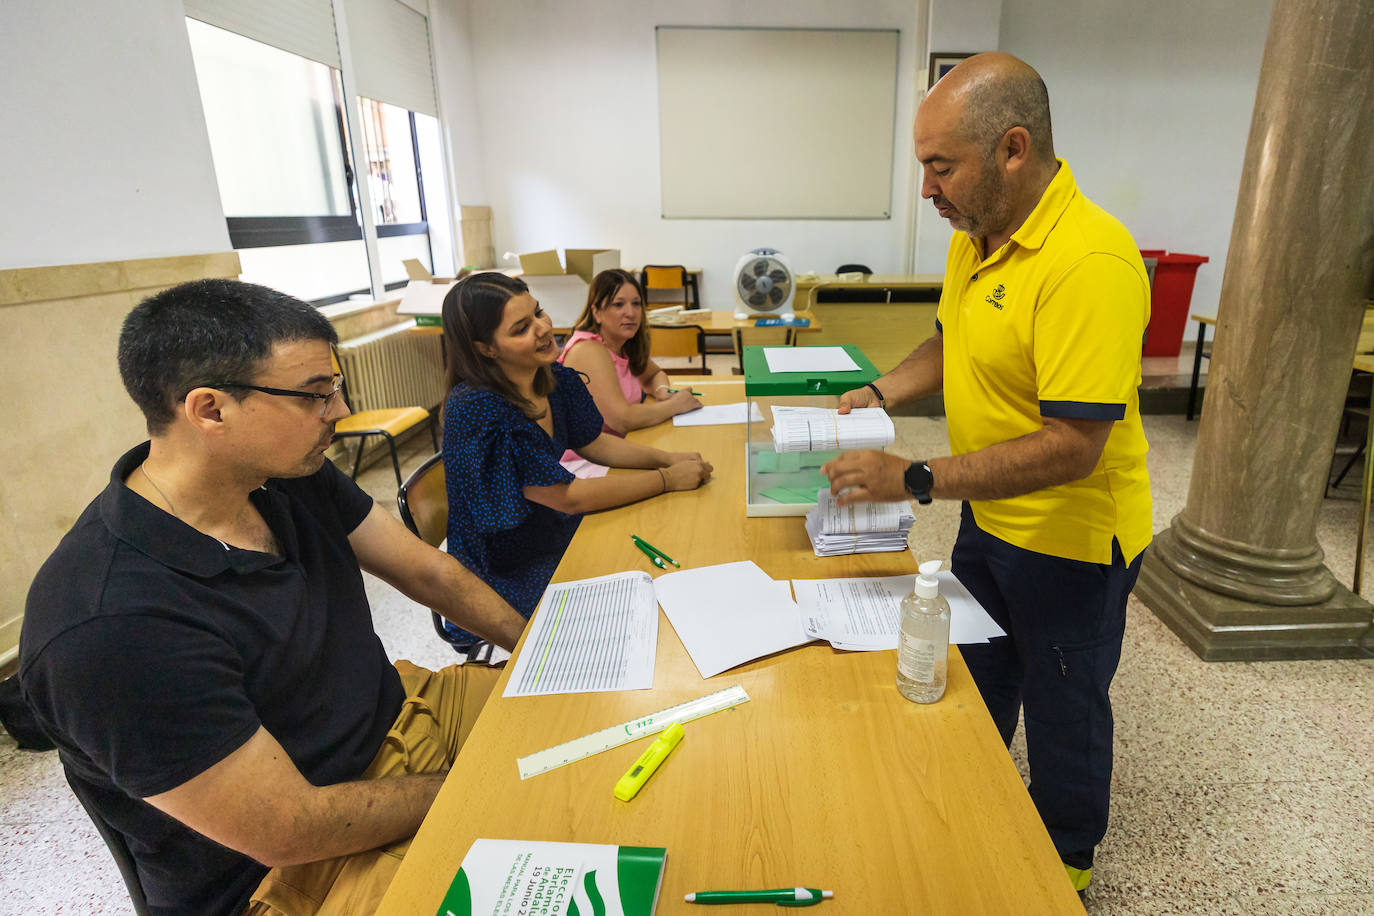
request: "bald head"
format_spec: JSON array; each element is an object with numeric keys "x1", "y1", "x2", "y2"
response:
[{"x1": 930, "y1": 52, "x2": 1055, "y2": 166}]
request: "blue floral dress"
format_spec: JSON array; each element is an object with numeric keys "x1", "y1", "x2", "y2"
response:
[{"x1": 441, "y1": 362, "x2": 604, "y2": 641}]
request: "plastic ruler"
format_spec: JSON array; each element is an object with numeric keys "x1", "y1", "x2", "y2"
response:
[{"x1": 516, "y1": 684, "x2": 751, "y2": 780}]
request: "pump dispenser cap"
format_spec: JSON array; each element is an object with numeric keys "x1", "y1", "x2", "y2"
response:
[{"x1": 914, "y1": 560, "x2": 941, "y2": 598}]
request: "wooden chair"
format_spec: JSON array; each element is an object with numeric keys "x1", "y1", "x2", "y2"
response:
[
  {"x1": 641, "y1": 264, "x2": 696, "y2": 310},
  {"x1": 649, "y1": 324, "x2": 711, "y2": 374},
  {"x1": 732, "y1": 325, "x2": 794, "y2": 374},
  {"x1": 331, "y1": 349, "x2": 437, "y2": 487},
  {"x1": 396, "y1": 452, "x2": 497, "y2": 663}
]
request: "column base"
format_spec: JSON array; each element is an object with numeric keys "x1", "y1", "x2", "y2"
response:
[{"x1": 1135, "y1": 530, "x2": 1374, "y2": 661}]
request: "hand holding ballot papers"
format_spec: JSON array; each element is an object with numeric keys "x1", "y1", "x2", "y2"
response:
[{"x1": 770, "y1": 406, "x2": 895, "y2": 453}]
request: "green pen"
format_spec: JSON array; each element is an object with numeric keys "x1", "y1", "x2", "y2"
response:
[
  {"x1": 631, "y1": 537, "x2": 665, "y2": 569},
  {"x1": 665, "y1": 387, "x2": 701, "y2": 396},
  {"x1": 684, "y1": 888, "x2": 834, "y2": 907},
  {"x1": 631, "y1": 534, "x2": 679, "y2": 568}
]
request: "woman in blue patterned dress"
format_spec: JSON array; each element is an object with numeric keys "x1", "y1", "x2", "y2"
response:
[{"x1": 438, "y1": 272, "x2": 713, "y2": 644}]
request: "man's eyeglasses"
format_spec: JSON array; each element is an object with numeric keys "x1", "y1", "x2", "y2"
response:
[{"x1": 207, "y1": 374, "x2": 345, "y2": 417}]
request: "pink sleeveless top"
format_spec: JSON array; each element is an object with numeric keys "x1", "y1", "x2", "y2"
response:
[
  {"x1": 557, "y1": 331, "x2": 646, "y2": 470},
  {"x1": 558, "y1": 330, "x2": 645, "y2": 437}
]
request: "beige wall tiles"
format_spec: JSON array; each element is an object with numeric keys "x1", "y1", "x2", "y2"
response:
[
  {"x1": 0, "y1": 252, "x2": 240, "y2": 665},
  {"x1": 0, "y1": 252, "x2": 241, "y2": 308}
]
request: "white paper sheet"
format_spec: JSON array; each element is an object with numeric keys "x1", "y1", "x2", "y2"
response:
[
  {"x1": 503, "y1": 572, "x2": 658, "y2": 697},
  {"x1": 672, "y1": 402, "x2": 766, "y2": 426},
  {"x1": 792, "y1": 571, "x2": 1005, "y2": 650},
  {"x1": 653, "y1": 561, "x2": 813, "y2": 678},
  {"x1": 770, "y1": 406, "x2": 895, "y2": 452},
  {"x1": 763, "y1": 346, "x2": 860, "y2": 373}
]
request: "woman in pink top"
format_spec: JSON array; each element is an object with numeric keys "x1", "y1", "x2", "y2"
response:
[{"x1": 558, "y1": 268, "x2": 701, "y2": 437}]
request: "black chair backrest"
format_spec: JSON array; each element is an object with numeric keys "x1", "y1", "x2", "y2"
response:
[
  {"x1": 835, "y1": 263, "x2": 874, "y2": 275},
  {"x1": 62, "y1": 766, "x2": 151, "y2": 915}
]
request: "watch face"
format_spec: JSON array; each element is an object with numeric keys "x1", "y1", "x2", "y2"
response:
[{"x1": 905, "y1": 462, "x2": 933, "y2": 502}]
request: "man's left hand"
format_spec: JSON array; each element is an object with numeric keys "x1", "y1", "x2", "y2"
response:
[{"x1": 821, "y1": 450, "x2": 912, "y2": 505}]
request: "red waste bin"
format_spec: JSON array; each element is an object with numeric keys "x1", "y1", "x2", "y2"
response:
[{"x1": 1142, "y1": 251, "x2": 1209, "y2": 357}]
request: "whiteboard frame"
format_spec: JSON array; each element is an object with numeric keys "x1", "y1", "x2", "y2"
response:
[{"x1": 655, "y1": 25, "x2": 899, "y2": 221}]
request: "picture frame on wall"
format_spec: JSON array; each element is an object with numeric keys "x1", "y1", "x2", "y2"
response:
[{"x1": 928, "y1": 52, "x2": 977, "y2": 89}]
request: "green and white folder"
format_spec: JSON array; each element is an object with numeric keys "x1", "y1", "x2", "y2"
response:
[{"x1": 436, "y1": 839, "x2": 667, "y2": 916}]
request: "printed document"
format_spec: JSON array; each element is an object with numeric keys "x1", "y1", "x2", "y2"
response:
[
  {"x1": 672, "y1": 402, "x2": 765, "y2": 426},
  {"x1": 792, "y1": 571, "x2": 1005, "y2": 650},
  {"x1": 762, "y1": 346, "x2": 860, "y2": 373},
  {"x1": 504, "y1": 572, "x2": 658, "y2": 697},
  {"x1": 653, "y1": 561, "x2": 813, "y2": 678},
  {"x1": 770, "y1": 406, "x2": 895, "y2": 452}
]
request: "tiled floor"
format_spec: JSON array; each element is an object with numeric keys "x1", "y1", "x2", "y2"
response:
[{"x1": 4, "y1": 397, "x2": 1373, "y2": 915}]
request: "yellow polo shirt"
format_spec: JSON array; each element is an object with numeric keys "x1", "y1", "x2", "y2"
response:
[{"x1": 936, "y1": 160, "x2": 1152, "y2": 564}]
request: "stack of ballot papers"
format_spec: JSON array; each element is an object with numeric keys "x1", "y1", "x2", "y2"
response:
[
  {"x1": 770, "y1": 406, "x2": 895, "y2": 453},
  {"x1": 805, "y1": 487, "x2": 915, "y2": 556}
]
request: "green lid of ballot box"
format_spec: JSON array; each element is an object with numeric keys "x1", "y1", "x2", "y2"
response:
[
  {"x1": 741, "y1": 344, "x2": 879, "y2": 394},
  {"x1": 742, "y1": 344, "x2": 879, "y2": 517}
]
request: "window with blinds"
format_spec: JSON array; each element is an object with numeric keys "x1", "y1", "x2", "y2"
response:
[{"x1": 183, "y1": 0, "x2": 451, "y2": 303}]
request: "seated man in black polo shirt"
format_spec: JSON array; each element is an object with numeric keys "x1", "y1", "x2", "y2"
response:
[{"x1": 19, "y1": 279, "x2": 529, "y2": 916}]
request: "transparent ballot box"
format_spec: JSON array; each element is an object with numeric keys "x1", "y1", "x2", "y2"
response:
[{"x1": 743, "y1": 344, "x2": 881, "y2": 517}]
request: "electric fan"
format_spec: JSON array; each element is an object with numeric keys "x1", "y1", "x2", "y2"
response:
[{"x1": 732, "y1": 248, "x2": 795, "y2": 321}]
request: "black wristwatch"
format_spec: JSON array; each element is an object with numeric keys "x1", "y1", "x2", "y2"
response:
[{"x1": 904, "y1": 461, "x2": 934, "y2": 505}]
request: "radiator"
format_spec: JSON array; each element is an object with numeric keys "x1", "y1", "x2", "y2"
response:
[{"x1": 335, "y1": 322, "x2": 447, "y2": 414}]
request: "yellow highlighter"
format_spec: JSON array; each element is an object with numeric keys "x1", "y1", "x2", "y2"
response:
[{"x1": 614, "y1": 723, "x2": 684, "y2": 801}]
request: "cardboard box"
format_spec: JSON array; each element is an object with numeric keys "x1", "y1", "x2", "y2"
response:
[
  {"x1": 397, "y1": 259, "x2": 470, "y2": 323},
  {"x1": 517, "y1": 249, "x2": 621, "y2": 329},
  {"x1": 517, "y1": 248, "x2": 620, "y2": 283}
]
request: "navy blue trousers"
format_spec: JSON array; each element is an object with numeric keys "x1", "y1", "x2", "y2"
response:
[{"x1": 953, "y1": 503, "x2": 1142, "y2": 868}]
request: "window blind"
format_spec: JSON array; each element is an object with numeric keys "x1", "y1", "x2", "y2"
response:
[
  {"x1": 342, "y1": 0, "x2": 438, "y2": 116},
  {"x1": 184, "y1": 0, "x2": 340, "y2": 69}
]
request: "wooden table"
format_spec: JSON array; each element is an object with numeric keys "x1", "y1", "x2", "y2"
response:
[
  {"x1": 794, "y1": 273, "x2": 944, "y2": 311},
  {"x1": 408, "y1": 309, "x2": 822, "y2": 340},
  {"x1": 647, "y1": 309, "x2": 823, "y2": 336},
  {"x1": 375, "y1": 382, "x2": 1083, "y2": 916}
]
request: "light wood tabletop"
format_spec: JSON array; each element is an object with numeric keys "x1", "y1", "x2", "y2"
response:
[
  {"x1": 646, "y1": 309, "x2": 823, "y2": 336},
  {"x1": 374, "y1": 381, "x2": 1083, "y2": 916},
  {"x1": 409, "y1": 309, "x2": 823, "y2": 339}
]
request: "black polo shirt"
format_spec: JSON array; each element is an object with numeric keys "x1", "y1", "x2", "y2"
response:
[{"x1": 20, "y1": 443, "x2": 405, "y2": 916}]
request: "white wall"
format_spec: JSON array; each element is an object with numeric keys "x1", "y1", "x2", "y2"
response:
[
  {"x1": 450, "y1": 0, "x2": 924, "y2": 308},
  {"x1": 0, "y1": 0, "x2": 230, "y2": 270},
  {"x1": 913, "y1": 0, "x2": 1005, "y2": 273},
  {"x1": 999, "y1": 0, "x2": 1274, "y2": 323}
]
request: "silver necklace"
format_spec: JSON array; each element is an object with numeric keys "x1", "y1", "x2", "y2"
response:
[
  {"x1": 140, "y1": 464, "x2": 230, "y2": 551},
  {"x1": 140, "y1": 464, "x2": 179, "y2": 517}
]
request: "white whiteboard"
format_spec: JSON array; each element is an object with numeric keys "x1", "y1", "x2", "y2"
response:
[{"x1": 656, "y1": 26, "x2": 898, "y2": 220}]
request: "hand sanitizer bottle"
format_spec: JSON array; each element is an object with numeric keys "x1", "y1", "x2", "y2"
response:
[{"x1": 897, "y1": 560, "x2": 951, "y2": 703}]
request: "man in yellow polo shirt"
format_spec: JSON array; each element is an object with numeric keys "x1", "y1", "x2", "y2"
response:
[{"x1": 823, "y1": 52, "x2": 1151, "y2": 893}]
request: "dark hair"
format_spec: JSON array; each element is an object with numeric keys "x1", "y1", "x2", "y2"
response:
[
  {"x1": 570, "y1": 269, "x2": 651, "y2": 376},
  {"x1": 960, "y1": 68, "x2": 1055, "y2": 165},
  {"x1": 118, "y1": 278, "x2": 337, "y2": 435},
  {"x1": 441, "y1": 272, "x2": 554, "y2": 420}
]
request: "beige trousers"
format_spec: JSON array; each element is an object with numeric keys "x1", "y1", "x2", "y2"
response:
[{"x1": 244, "y1": 660, "x2": 499, "y2": 915}]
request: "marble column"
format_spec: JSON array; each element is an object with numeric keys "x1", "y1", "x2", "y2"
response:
[{"x1": 1135, "y1": 0, "x2": 1374, "y2": 660}]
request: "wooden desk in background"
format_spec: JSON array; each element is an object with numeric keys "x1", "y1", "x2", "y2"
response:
[
  {"x1": 647, "y1": 309, "x2": 822, "y2": 336},
  {"x1": 794, "y1": 273, "x2": 944, "y2": 311},
  {"x1": 374, "y1": 382, "x2": 1082, "y2": 915},
  {"x1": 409, "y1": 309, "x2": 821, "y2": 340}
]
